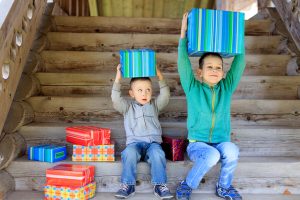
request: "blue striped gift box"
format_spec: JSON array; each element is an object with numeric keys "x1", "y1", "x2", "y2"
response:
[
  {"x1": 187, "y1": 8, "x2": 245, "y2": 57},
  {"x1": 119, "y1": 49, "x2": 156, "y2": 78},
  {"x1": 28, "y1": 144, "x2": 67, "y2": 163}
]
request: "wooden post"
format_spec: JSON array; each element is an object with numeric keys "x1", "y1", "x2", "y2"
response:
[
  {"x1": 14, "y1": 74, "x2": 40, "y2": 101},
  {"x1": 272, "y1": 0, "x2": 300, "y2": 52},
  {"x1": 0, "y1": 132, "x2": 26, "y2": 170},
  {"x1": 164, "y1": 0, "x2": 180, "y2": 18},
  {"x1": 0, "y1": 170, "x2": 14, "y2": 200}
]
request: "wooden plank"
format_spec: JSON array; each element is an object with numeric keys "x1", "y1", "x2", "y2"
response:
[
  {"x1": 7, "y1": 192, "x2": 300, "y2": 200},
  {"x1": 41, "y1": 51, "x2": 291, "y2": 75},
  {"x1": 0, "y1": 171, "x2": 14, "y2": 200},
  {"x1": 153, "y1": 0, "x2": 164, "y2": 18},
  {"x1": 26, "y1": 96, "x2": 300, "y2": 125},
  {"x1": 35, "y1": 72, "x2": 300, "y2": 99},
  {"x1": 19, "y1": 122, "x2": 300, "y2": 157},
  {"x1": 53, "y1": 16, "x2": 275, "y2": 35},
  {"x1": 123, "y1": 0, "x2": 133, "y2": 17},
  {"x1": 133, "y1": 0, "x2": 144, "y2": 17},
  {"x1": 101, "y1": 0, "x2": 112, "y2": 16},
  {"x1": 14, "y1": 74, "x2": 40, "y2": 101},
  {"x1": 112, "y1": 0, "x2": 123, "y2": 17},
  {"x1": 163, "y1": 0, "x2": 180, "y2": 18},
  {"x1": 143, "y1": 0, "x2": 153, "y2": 18},
  {"x1": 47, "y1": 32, "x2": 283, "y2": 54},
  {"x1": 6, "y1": 156, "x2": 300, "y2": 193}
]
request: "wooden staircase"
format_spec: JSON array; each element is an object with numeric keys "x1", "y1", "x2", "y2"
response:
[{"x1": 5, "y1": 13, "x2": 300, "y2": 199}]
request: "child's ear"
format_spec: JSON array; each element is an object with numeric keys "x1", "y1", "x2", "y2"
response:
[
  {"x1": 196, "y1": 68, "x2": 202, "y2": 78},
  {"x1": 129, "y1": 90, "x2": 134, "y2": 98}
]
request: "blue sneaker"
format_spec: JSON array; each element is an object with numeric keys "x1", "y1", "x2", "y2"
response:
[
  {"x1": 154, "y1": 184, "x2": 173, "y2": 199},
  {"x1": 176, "y1": 180, "x2": 192, "y2": 200},
  {"x1": 115, "y1": 184, "x2": 135, "y2": 199},
  {"x1": 216, "y1": 183, "x2": 242, "y2": 200}
]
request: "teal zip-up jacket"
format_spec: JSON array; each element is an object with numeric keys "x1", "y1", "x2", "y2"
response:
[{"x1": 178, "y1": 38, "x2": 246, "y2": 143}]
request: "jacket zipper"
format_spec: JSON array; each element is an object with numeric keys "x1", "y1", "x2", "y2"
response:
[{"x1": 209, "y1": 87, "x2": 216, "y2": 142}]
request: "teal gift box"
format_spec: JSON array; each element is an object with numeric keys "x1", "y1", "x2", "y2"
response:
[
  {"x1": 187, "y1": 8, "x2": 245, "y2": 57},
  {"x1": 119, "y1": 49, "x2": 156, "y2": 78},
  {"x1": 28, "y1": 144, "x2": 67, "y2": 163}
]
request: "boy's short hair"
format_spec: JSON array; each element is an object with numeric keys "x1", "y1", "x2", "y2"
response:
[
  {"x1": 198, "y1": 52, "x2": 223, "y2": 69},
  {"x1": 130, "y1": 77, "x2": 152, "y2": 88}
]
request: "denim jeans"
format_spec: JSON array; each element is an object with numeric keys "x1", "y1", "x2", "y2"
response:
[
  {"x1": 185, "y1": 141, "x2": 239, "y2": 189},
  {"x1": 121, "y1": 142, "x2": 167, "y2": 185}
]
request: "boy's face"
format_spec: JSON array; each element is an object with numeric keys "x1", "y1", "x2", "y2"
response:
[
  {"x1": 129, "y1": 80, "x2": 152, "y2": 105},
  {"x1": 197, "y1": 56, "x2": 224, "y2": 86}
]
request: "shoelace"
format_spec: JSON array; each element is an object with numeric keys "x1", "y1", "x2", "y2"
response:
[
  {"x1": 158, "y1": 184, "x2": 169, "y2": 193},
  {"x1": 120, "y1": 183, "x2": 130, "y2": 192}
]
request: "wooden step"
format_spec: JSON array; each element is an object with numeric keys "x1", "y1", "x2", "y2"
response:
[
  {"x1": 19, "y1": 122, "x2": 300, "y2": 157},
  {"x1": 25, "y1": 97, "x2": 300, "y2": 125},
  {"x1": 6, "y1": 156, "x2": 300, "y2": 194},
  {"x1": 41, "y1": 51, "x2": 292, "y2": 75},
  {"x1": 7, "y1": 191, "x2": 300, "y2": 200},
  {"x1": 36, "y1": 73, "x2": 300, "y2": 99},
  {"x1": 46, "y1": 32, "x2": 284, "y2": 54},
  {"x1": 52, "y1": 16, "x2": 276, "y2": 36}
]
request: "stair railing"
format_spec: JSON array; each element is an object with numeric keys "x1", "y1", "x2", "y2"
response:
[{"x1": 0, "y1": 0, "x2": 47, "y2": 137}]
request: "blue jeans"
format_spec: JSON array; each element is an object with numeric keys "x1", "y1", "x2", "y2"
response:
[
  {"x1": 121, "y1": 142, "x2": 167, "y2": 185},
  {"x1": 186, "y1": 142, "x2": 239, "y2": 189}
]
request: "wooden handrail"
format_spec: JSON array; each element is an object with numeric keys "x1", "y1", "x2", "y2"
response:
[
  {"x1": 0, "y1": 0, "x2": 47, "y2": 135},
  {"x1": 272, "y1": 0, "x2": 300, "y2": 53}
]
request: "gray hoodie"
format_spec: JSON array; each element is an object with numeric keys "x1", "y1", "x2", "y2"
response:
[{"x1": 111, "y1": 80, "x2": 170, "y2": 145}]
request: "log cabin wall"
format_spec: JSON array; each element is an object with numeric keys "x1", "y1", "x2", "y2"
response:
[{"x1": 54, "y1": 0, "x2": 215, "y2": 17}]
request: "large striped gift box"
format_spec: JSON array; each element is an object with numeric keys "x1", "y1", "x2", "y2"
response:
[
  {"x1": 66, "y1": 126, "x2": 111, "y2": 146},
  {"x1": 28, "y1": 144, "x2": 67, "y2": 163},
  {"x1": 44, "y1": 181, "x2": 96, "y2": 200},
  {"x1": 187, "y1": 8, "x2": 245, "y2": 57},
  {"x1": 46, "y1": 164, "x2": 95, "y2": 187},
  {"x1": 120, "y1": 49, "x2": 156, "y2": 78},
  {"x1": 72, "y1": 144, "x2": 115, "y2": 162}
]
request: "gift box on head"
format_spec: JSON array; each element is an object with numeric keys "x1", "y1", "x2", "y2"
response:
[
  {"x1": 187, "y1": 8, "x2": 245, "y2": 57},
  {"x1": 120, "y1": 49, "x2": 156, "y2": 78}
]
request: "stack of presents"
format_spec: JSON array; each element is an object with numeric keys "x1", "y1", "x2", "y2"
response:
[
  {"x1": 27, "y1": 126, "x2": 114, "y2": 199},
  {"x1": 26, "y1": 7, "x2": 244, "y2": 198}
]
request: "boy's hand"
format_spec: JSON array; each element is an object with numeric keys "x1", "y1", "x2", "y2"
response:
[
  {"x1": 115, "y1": 64, "x2": 122, "y2": 83},
  {"x1": 181, "y1": 12, "x2": 188, "y2": 39},
  {"x1": 156, "y1": 67, "x2": 163, "y2": 81}
]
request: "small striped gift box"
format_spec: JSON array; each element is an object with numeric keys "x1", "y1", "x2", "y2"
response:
[
  {"x1": 120, "y1": 49, "x2": 156, "y2": 78},
  {"x1": 187, "y1": 8, "x2": 245, "y2": 57},
  {"x1": 44, "y1": 181, "x2": 96, "y2": 200},
  {"x1": 28, "y1": 144, "x2": 67, "y2": 163},
  {"x1": 72, "y1": 144, "x2": 115, "y2": 162}
]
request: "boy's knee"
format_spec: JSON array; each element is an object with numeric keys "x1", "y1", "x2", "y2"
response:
[
  {"x1": 206, "y1": 148, "x2": 221, "y2": 166},
  {"x1": 223, "y1": 143, "x2": 239, "y2": 161},
  {"x1": 122, "y1": 147, "x2": 140, "y2": 161}
]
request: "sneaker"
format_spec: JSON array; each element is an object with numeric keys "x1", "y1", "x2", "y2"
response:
[
  {"x1": 115, "y1": 183, "x2": 135, "y2": 199},
  {"x1": 176, "y1": 180, "x2": 192, "y2": 200},
  {"x1": 216, "y1": 183, "x2": 242, "y2": 200},
  {"x1": 154, "y1": 184, "x2": 173, "y2": 199}
]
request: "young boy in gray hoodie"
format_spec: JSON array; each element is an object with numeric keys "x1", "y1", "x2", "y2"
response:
[{"x1": 112, "y1": 64, "x2": 173, "y2": 199}]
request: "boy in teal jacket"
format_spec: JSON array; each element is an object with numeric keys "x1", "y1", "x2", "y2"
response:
[{"x1": 175, "y1": 13, "x2": 246, "y2": 200}]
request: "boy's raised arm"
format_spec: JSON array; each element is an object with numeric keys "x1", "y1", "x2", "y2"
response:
[
  {"x1": 178, "y1": 13, "x2": 196, "y2": 94},
  {"x1": 155, "y1": 68, "x2": 170, "y2": 112},
  {"x1": 223, "y1": 41, "x2": 246, "y2": 92},
  {"x1": 111, "y1": 64, "x2": 129, "y2": 114}
]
